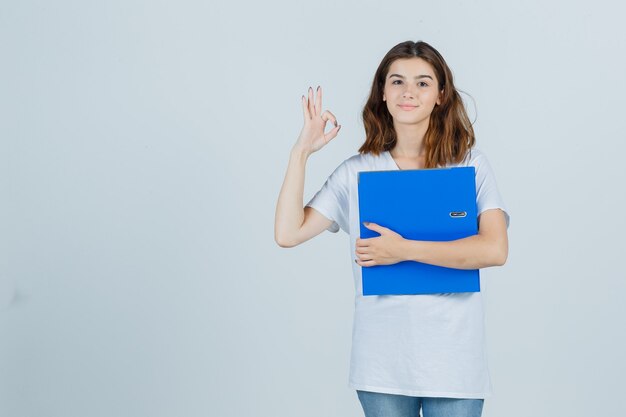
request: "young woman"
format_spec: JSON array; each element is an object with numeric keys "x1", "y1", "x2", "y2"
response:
[{"x1": 274, "y1": 40, "x2": 510, "y2": 417}]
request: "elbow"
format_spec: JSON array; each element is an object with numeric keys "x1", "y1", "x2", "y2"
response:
[
  {"x1": 274, "y1": 235, "x2": 289, "y2": 248},
  {"x1": 481, "y1": 240, "x2": 507, "y2": 267},
  {"x1": 274, "y1": 233, "x2": 295, "y2": 248},
  {"x1": 494, "y1": 247, "x2": 508, "y2": 266},
  {"x1": 274, "y1": 225, "x2": 290, "y2": 248},
  {"x1": 275, "y1": 239, "x2": 294, "y2": 248}
]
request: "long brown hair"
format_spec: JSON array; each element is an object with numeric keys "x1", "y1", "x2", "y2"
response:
[{"x1": 358, "y1": 40, "x2": 475, "y2": 168}]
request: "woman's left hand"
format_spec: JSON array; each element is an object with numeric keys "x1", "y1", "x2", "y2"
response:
[{"x1": 355, "y1": 222, "x2": 407, "y2": 267}]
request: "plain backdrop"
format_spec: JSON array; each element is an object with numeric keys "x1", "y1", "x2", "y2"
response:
[{"x1": 2, "y1": 1, "x2": 625, "y2": 416}]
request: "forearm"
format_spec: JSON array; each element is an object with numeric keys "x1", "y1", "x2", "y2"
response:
[
  {"x1": 274, "y1": 146, "x2": 310, "y2": 245},
  {"x1": 400, "y1": 234, "x2": 505, "y2": 270}
]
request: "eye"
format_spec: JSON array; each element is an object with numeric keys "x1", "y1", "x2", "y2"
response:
[{"x1": 391, "y1": 80, "x2": 429, "y2": 87}]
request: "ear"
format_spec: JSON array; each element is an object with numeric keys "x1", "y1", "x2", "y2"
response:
[
  {"x1": 383, "y1": 92, "x2": 386, "y2": 101},
  {"x1": 436, "y1": 89, "x2": 443, "y2": 106}
]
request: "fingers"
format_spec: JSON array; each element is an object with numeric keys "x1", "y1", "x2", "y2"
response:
[
  {"x1": 324, "y1": 123, "x2": 341, "y2": 144},
  {"x1": 321, "y1": 109, "x2": 340, "y2": 143},
  {"x1": 301, "y1": 94, "x2": 310, "y2": 120},
  {"x1": 308, "y1": 86, "x2": 315, "y2": 117},
  {"x1": 355, "y1": 238, "x2": 369, "y2": 247},
  {"x1": 355, "y1": 258, "x2": 375, "y2": 267},
  {"x1": 355, "y1": 247, "x2": 371, "y2": 264},
  {"x1": 321, "y1": 110, "x2": 338, "y2": 127},
  {"x1": 301, "y1": 87, "x2": 315, "y2": 120},
  {"x1": 315, "y1": 85, "x2": 322, "y2": 115},
  {"x1": 355, "y1": 243, "x2": 375, "y2": 266},
  {"x1": 302, "y1": 86, "x2": 338, "y2": 125}
]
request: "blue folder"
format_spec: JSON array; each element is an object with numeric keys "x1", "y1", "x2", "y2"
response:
[{"x1": 357, "y1": 166, "x2": 479, "y2": 296}]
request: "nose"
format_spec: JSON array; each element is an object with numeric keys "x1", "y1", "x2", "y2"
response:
[{"x1": 402, "y1": 84, "x2": 418, "y2": 98}]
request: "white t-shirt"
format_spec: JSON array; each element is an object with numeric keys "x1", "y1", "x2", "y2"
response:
[{"x1": 305, "y1": 147, "x2": 510, "y2": 399}]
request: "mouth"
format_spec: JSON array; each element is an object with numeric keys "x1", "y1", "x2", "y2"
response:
[{"x1": 398, "y1": 105, "x2": 417, "y2": 111}]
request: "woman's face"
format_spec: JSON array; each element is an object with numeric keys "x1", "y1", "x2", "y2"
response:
[{"x1": 382, "y1": 57, "x2": 443, "y2": 127}]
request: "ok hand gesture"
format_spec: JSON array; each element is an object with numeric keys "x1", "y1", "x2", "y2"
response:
[{"x1": 294, "y1": 86, "x2": 341, "y2": 156}]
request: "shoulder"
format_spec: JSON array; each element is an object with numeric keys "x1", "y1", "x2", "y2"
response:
[
  {"x1": 330, "y1": 152, "x2": 369, "y2": 174},
  {"x1": 463, "y1": 146, "x2": 485, "y2": 163},
  {"x1": 321, "y1": 154, "x2": 363, "y2": 187},
  {"x1": 458, "y1": 147, "x2": 492, "y2": 169},
  {"x1": 327, "y1": 151, "x2": 388, "y2": 186},
  {"x1": 339, "y1": 151, "x2": 385, "y2": 170},
  {"x1": 344, "y1": 152, "x2": 374, "y2": 165}
]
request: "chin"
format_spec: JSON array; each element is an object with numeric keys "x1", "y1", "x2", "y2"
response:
[{"x1": 394, "y1": 117, "x2": 427, "y2": 125}]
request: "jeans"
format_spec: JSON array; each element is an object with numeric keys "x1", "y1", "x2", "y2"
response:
[{"x1": 356, "y1": 390, "x2": 484, "y2": 417}]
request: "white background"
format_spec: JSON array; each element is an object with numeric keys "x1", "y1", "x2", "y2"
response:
[{"x1": 1, "y1": 1, "x2": 625, "y2": 416}]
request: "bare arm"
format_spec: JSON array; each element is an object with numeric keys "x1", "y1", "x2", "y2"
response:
[
  {"x1": 400, "y1": 208, "x2": 509, "y2": 269},
  {"x1": 274, "y1": 146, "x2": 334, "y2": 247},
  {"x1": 355, "y1": 208, "x2": 508, "y2": 269},
  {"x1": 274, "y1": 86, "x2": 341, "y2": 248}
]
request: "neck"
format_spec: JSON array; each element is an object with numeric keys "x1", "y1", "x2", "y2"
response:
[{"x1": 390, "y1": 119, "x2": 429, "y2": 158}]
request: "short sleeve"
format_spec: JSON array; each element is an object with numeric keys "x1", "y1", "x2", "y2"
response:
[
  {"x1": 470, "y1": 151, "x2": 511, "y2": 229},
  {"x1": 305, "y1": 160, "x2": 350, "y2": 234}
]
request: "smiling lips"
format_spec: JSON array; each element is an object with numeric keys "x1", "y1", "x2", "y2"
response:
[{"x1": 398, "y1": 104, "x2": 417, "y2": 111}]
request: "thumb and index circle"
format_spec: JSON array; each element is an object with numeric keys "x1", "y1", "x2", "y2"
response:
[
  {"x1": 321, "y1": 110, "x2": 341, "y2": 143},
  {"x1": 299, "y1": 86, "x2": 342, "y2": 146}
]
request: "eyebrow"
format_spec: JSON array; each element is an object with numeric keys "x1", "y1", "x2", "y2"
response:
[{"x1": 388, "y1": 73, "x2": 434, "y2": 80}]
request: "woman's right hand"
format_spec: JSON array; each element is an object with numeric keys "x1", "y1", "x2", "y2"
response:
[{"x1": 293, "y1": 86, "x2": 341, "y2": 156}]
